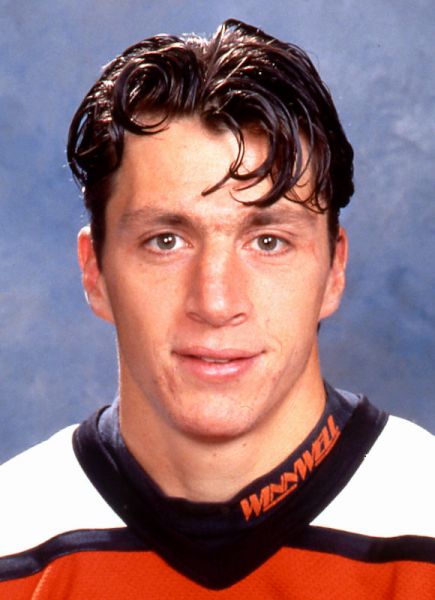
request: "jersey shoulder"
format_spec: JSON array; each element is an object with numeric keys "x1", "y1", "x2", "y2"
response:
[
  {"x1": 0, "y1": 426, "x2": 124, "y2": 558},
  {"x1": 312, "y1": 414, "x2": 435, "y2": 537}
]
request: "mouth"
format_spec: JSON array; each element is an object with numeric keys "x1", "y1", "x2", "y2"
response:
[
  {"x1": 198, "y1": 357, "x2": 234, "y2": 364},
  {"x1": 174, "y1": 347, "x2": 262, "y2": 382}
]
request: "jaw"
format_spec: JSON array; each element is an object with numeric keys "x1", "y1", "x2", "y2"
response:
[
  {"x1": 117, "y1": 341, "x2": 327, "y2": 502},
  {"x1": 118, "y1": 333, "x2": 324, "y2": 441}
]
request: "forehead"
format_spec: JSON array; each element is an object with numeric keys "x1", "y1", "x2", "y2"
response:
[
  {"x1": 108, "y1": 117, "x2": 318, "y2": 226},
  {"x1": 117, "y1": 118, "x2": 268, "y2": 193}
]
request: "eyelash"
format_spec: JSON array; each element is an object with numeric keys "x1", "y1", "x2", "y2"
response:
[
  {"x1": 249, "y1": 234, "x2": 289, "y2": 254},
  {"x1": 142, "y1": 232, "x2": 290, "y2": 256},
  {"x1": 143, "y1": 233, "x2": 187, "y2": 253}
]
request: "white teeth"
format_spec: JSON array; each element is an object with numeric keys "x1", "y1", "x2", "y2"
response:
[{"x1": 200, "y1": 357, "x2": 231, "y2": 363}]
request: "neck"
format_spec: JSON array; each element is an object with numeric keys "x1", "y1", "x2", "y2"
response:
[{"x1": 119, "y1": 357, "x2": 326, "y2": 503}]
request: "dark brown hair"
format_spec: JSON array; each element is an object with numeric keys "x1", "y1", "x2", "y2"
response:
[{"x1": 67, "y1": 19, "x2": 354, "y2": 265}]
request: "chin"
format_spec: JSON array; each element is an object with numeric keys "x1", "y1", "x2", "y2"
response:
[{"x1": 171, "y1": 405, "x2": 255, "y2": 442}]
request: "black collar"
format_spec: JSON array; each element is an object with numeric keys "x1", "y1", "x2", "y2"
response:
[{"x1": 73, "y1": 385, "x2": 387, "y2": 589}]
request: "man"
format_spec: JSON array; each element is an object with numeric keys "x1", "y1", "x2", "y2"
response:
[{"x1": 0, "y1": 19, "x2": 433, "y2": 598}]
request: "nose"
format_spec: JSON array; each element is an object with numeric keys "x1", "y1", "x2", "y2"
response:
[{"x1": 185, "y1": 242, "x2": 252, "y2": 328}]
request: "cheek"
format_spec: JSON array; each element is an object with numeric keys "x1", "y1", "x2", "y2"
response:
[
  {"x1": 108, "y1": 259, "x2": 182, "y2": 314},
  {"x1": 254, "y1": 267, "x2": 325, "y2": 320}
]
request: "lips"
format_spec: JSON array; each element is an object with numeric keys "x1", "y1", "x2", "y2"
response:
[{"x1": 174, "y1": 346, "x2": 262, "y2": 382}]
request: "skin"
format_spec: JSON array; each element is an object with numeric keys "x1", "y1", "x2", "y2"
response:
[{"x1": 78, "y1": 118, "x2": 347, "y2": 502}]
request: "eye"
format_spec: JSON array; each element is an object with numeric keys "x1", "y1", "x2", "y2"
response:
[
  {"x1": 252, "y1": 234, "x2": 288, "y2": 253},
  {"x1": 144, "y1": 232, "x2": 186, "y2": 252}
]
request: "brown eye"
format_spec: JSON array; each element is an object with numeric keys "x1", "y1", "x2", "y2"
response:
[
  {"x1": 257, "y1": 235, "x2": 279, "y2": 251},
  {"x1": 155, "y1": 233, "x2": 177, "y2": 250},
  {"x1": 145, "y1": 232, "x2": 186, "y2": 253}
]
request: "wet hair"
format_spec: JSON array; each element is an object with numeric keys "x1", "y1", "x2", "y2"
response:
[{"x1": 67, "y1": 19, "x2": 354, "y2": 265}]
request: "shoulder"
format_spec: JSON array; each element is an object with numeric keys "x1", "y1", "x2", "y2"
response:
[
  {"x1": 312, "y1": 414, "x2": 435, "y2": 537},
  {"x1": 0, "y1": 425, "x2": 124, "y2": 558}
]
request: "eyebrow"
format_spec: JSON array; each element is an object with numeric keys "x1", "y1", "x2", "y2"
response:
[
  {"x1": 118, "y1": 207, "x2": 191, "y2": 230},
  {"x1": 245, "y1": 205, "x2": 317, "y2": 227},
  {"x1": 118, "y1": 202, "x2": 317, "y2": 233}
]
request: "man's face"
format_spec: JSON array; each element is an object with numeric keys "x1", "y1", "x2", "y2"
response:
[{"x1": 79, "y1": 118, "x2": 346, "y2": 441}]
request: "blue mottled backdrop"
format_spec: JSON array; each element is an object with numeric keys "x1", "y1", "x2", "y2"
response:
[{"x1": 0, "y1": 0, "x2": 434, "y2": 461}]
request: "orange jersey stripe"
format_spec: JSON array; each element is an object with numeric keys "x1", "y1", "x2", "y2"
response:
[{"x1": 1, "y1": 547, "x2": 434, "y2": 600}]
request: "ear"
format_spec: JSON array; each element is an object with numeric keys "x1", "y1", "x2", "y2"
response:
[
  {"x1": 77, "y1": 226, "x2": 114, "y2": 323},
  {"x1": 319, "y1": 227, "x2": 348, "y2": 321}
]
